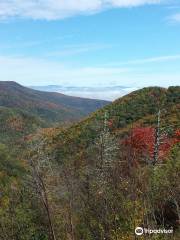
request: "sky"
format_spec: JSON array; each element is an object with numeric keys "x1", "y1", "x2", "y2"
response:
[{"x1": 0, "y1": 0, "x2": 180, "y2": 100}]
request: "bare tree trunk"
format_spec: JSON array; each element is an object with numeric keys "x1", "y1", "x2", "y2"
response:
[
  {"x1": 40, "y1": 179, "x2": 57, "y2": 240},
  {"x1": 30, "y1": 160, "x2": 57, "y2": 240},
  {"x1": 153, "y1": 110, "x2": 161, "y2": 165}
]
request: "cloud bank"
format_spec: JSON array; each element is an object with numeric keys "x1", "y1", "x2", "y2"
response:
[
  {"x1": 0, "y1": 0, "x2": 163, "y2": 20},
  {"x1": 0, "y1": 54, "x2": 180, "y2": 100}
]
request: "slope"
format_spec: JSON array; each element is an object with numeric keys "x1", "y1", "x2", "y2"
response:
[
  {"x1": 28, "y1": 86, "x2": 180, "y2": 239},
  {"x1": 0, "y1": 81, "x2": 109, "y2": 144},
  {"x1": 50, "y1": 86, "x2": 180, "y2": 162}
]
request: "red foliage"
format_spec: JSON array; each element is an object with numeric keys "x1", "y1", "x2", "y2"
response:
[
  {"x1": 175, "y1": 129, "x2": 180, "y2": 142},
  {"x1": 108, "y1": 119, "x2": 113, "y2": 128},
  {"x1": 124, "y1": 127, "x2": 154, "y2": 156},
  {"x1": 123, "y1": 127, "x2": 179, "y2": 162}
]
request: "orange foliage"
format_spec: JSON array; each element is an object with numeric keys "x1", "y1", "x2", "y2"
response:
[
  {"x1": 6, "y1": 117, "x2": 24, "y2": 131},
  {"x1": 123, "y1": 127, "x2": 179, "y2": 162}
]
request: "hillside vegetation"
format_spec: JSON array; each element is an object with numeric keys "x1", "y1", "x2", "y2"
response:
[
  {"x1": 0, "y1": 86, "x2": 179, "y2": 240},
  {"x1": 26, "y1": 86, "x2": 180, "y2": 240}
]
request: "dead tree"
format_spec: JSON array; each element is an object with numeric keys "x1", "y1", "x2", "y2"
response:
[
  {"x1": 28, "y1": 137, "x2": 57, "y2": 240},
  {"x1": 153, "y1": 110, "x2": 161, "y2": 165}
]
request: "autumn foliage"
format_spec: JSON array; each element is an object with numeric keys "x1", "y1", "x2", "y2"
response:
[{"x1": 123, "y1": 127, "x2": 180, "y2": 162}]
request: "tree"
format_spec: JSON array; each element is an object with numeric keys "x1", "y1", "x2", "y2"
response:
[
  {"x1": 0, "y1": 144, "x2": 44, "y2": 240},
  {"x1": 27, "y1": 136, "x2": 57, "y2": 240},
  {"x1": 123, "y1": 126, "x2": 179, "y2": 165}
]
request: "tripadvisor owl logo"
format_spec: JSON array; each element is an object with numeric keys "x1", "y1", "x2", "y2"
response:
[
  {"x1": 135, "y1": 226, "x2": 173, "y2": 236},
  {"x1": 135, "y1": 227, "x2": 144, "y2": 236}
]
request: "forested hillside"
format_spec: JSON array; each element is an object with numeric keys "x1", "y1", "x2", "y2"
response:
[
  {"x1": 0, "y1": 81, "x2": 109, "y2": 145},
  {"x1": 0, "y1": 86, "x2": 179, "y2": 240}
]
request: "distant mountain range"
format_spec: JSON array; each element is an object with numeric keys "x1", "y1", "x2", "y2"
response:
[
  {"x1": 0, "y1": 81, "x2": 109, "y2": 144},
  {"x1": 30, "y1": 85, "x2": 138, "y2": 101}
]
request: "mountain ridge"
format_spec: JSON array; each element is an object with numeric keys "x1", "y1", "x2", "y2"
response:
[
  {"x1": 0, "y1": 81, "x2": 109, "y2": 144},
  {"x1": 50, "y1": 86, "x2": 180, "y2": 161},
  {"x1": 0, "y1": 81, "x2": 109, "y2": 112}
]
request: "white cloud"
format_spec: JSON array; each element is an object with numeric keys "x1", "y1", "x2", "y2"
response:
[
  {"x1": 52, "y1": 87, "x2": 138, "y2": 100},
  {"x1": 0, "y1": 0, "x2": 163, "y2": 20}
]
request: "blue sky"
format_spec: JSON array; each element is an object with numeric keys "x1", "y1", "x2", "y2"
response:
[{"x1": 0, "y1": 0, "x2": 180, "y2": 99}]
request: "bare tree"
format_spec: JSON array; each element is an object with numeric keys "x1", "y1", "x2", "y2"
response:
[
  {"x1": 153, "y1": 110, "x2": 161, "y2": 165},
  {"x1": 28, "y1": 136, "x2": 57, "y2": 240}
]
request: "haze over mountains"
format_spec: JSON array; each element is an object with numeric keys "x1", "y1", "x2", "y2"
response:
[{"x1": 30, "y1": 85, "x2": 137, "y2": 101}]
